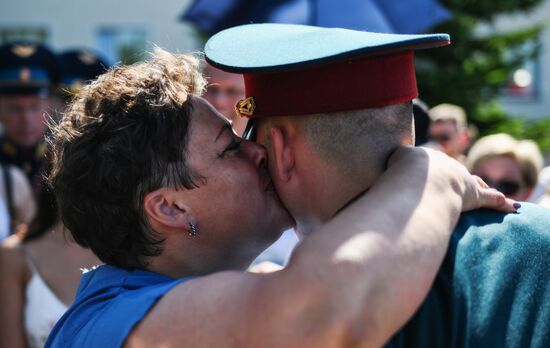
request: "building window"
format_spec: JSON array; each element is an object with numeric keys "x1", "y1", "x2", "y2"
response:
[
  {"x1": 97, "y1": 27, "x2": 147, "y2": 65},
  {"x1": 503, "y1": 42, "x2": 540, "y2": 100},
  {"x1": 0, "y1": 27, "x2": 48, "y2": 44}
]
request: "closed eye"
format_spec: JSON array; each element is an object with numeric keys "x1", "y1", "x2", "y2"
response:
[{"x1": 220, "y1": 138, "x2": 242, "y2": 157}]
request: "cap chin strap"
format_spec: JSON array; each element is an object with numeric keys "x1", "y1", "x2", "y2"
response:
[{"x1": 242, "y1": 118, "x2": 257, "y2": 142}]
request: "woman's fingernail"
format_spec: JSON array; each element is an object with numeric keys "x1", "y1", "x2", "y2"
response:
[{"x1": 513, "y1": 202, "x2": 521, "y2": 210}]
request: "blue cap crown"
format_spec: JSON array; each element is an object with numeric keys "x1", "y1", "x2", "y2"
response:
[{"x1": 205, "y1": 23, "x2": 450, "y2": 72}]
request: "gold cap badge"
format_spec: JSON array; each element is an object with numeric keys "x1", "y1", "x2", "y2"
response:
[{"x1": 235, "y1": 97, "x2": 256, "y2": 117}]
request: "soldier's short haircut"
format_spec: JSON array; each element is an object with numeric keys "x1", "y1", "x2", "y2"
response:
[{"x1": 295, "y1": 102, "x2": 413, "y2": 181}]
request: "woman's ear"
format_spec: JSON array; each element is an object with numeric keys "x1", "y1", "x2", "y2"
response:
[{"x1": 144, "y1": 188, "x2": 191, "y2": 230}]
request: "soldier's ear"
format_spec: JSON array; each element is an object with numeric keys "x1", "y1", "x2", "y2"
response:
[{"x1": 270, "y1": 125, "x2": 295, "y2": 183}]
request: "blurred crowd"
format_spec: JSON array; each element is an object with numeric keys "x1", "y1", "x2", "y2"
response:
[
  {"x1": 0, "y1": 42, "x2": 107, "y2": 348},
  {"x1": 0, "y1": 38, "x2": 549, "y2": 348},
  {"x1": 414, "y1": 100, "x2": 550, "y2": 206}
]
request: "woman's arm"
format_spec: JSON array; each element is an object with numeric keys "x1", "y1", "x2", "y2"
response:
[
  {"x1": 127, "y1": 147, "x2": 515, "y2": 348},
  {"x1": 281, "y1": 146, "x2": 514, "y2": 346},
  {"x1": 0, "y1": 245, "x2": 29, "y2": 348}
]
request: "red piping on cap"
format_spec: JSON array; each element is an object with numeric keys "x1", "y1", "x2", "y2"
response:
[{"x1": 242, "y1": 51, "x2": 417, "y2": 118}]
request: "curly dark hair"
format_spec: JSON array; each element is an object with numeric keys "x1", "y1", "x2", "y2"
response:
[{"x1": 48, "y1": 49, "x2": 207, "y2": 269}]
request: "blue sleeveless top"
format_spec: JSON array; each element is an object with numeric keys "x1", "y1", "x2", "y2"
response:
[
  {"x1": 387, "y1": 203, "x2": 550, "y2": 348},
  {"x1": 45, "y1": 265, "x2": 193, "y2": 348}
]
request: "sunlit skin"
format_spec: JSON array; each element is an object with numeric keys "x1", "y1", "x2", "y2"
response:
[
  {"x1": 202, "y1": 64, "x2": 248, "y2": 136},
  {"x1": 472, "y1": 154, "x2": 532, "y2": 201},
  {"x1": 0, "y1": 95, "x2": 50, "y2": 149}
]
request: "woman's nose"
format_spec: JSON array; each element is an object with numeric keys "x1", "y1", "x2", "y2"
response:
[{"x1": 243, "y1": 139, "x2": 268, "y2": 168}]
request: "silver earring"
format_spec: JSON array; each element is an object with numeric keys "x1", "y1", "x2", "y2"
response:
[{"x1": 188, "y1": 222, "x2": 198, "y2": 237}]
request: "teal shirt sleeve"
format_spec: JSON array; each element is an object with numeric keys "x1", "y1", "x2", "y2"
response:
[{"x1": 387, "y1": 203, "x2": 550, "y2": 348}]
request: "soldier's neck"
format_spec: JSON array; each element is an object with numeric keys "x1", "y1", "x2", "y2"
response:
[{"x1": 296, "y1": 163, "x2": 378, "y2": 236}]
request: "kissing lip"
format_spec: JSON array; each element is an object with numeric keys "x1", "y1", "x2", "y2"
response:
[
  {"x1": 265, "y1": 177, "x2": 276, "y2": 192},
  {"x1": 261, "y1": 170, "x2": 276, "y2": 192},
  {"x1": 264, "y1": 176, "x2": 273, "y2": 191}
]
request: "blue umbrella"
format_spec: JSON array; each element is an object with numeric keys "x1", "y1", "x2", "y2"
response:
[{"x1": 181, "y1": 0, "x2": 450, "y2": 35}]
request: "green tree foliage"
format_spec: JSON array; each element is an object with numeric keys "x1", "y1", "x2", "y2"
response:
[{"x1": 415, "y1": 0, "x2": 550, "y2": 151}]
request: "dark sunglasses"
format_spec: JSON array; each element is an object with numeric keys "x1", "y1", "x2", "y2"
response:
[
  {"x1": 243, "y1": 117, "x2": 257, "y2": 142},
  {"x1": 429, "y1": 133, "x2": 452, "y2": 143},
  {"x1": 480, "y1": 177, "x2": 522, "y2": 196}
]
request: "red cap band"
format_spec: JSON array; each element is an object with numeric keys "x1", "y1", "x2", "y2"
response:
[{"x1": 240, "y1": 51, "x2": 417, "y2": 118}]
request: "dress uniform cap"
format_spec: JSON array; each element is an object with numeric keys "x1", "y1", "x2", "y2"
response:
[
  {"x1": 0, "y1": 41, "x2": 61, "y2": 95},
  {"x1": 59, "y1": 49, "x2": 109, "y2": 92},
  {"x1": 205, "y1": 23, "x2": 450, "y2": 118}
]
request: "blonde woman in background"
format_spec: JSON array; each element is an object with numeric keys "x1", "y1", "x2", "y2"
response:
[{"x1": 467, "y1": 133, "x2": 544, "y2": 202}]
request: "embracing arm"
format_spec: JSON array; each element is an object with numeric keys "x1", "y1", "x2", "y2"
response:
[
  {"x1": 280, "y1": 147, "x2": 514, "y2": 346},
  {"x1": 127, "y1": 147, "x2": 514, "y2": 348}
]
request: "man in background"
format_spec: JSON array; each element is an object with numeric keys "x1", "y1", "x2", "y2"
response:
[
  {"x1": 428, "y1": 103, "x2": 472, "y2": 163},
  {"x1": 0, "y1": 42, "x2": 60, "y2": 186},
  {"x1": 0, "y1": 42, "x2": 57, "y2": 233},
  {"x1": 202, "y1": 63, "x2": 247, "y2": 135}
]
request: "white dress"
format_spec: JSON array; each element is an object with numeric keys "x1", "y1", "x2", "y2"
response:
[{"x1": 24, "y1": 257, "x2": 69, "y2": 348}]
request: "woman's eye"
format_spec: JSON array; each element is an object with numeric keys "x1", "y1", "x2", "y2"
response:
[{"x1": 222, "y1": 139, "x2": 242, "y2": 156}]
